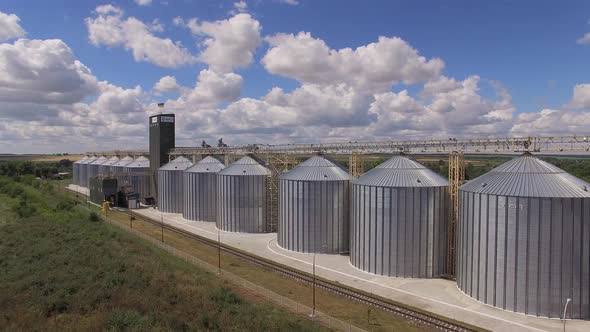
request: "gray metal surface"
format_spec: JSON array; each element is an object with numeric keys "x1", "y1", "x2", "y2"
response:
[
  {"x1": 72, "y1": 156, "x2": 88, "y2": 186},
  {"x1": 111, "y1": 156, "x2": 135, "y2": 188},
  {"x1": 278, "y1": 156, "x2": 351, "y2": 253},
  {"x1": 79, "y1": 156, "x2": 97, "y2": 188},
  {"x1": 350, "y1": 156, "x2": 449, "y2": 278},
  {"x1": 157, "y1": 156, "x2": 193, "y2": 213},
  {"x1": 457, "y1": 153, "x2": 590, "y2": 319},
  {"x1": 217, "y1": 156, "x2": 271, "y2": 233},
  {"x1": 124, "y1": 156, "x2": 151, "y2": 199},
  {"x1": 87, "y1": 156, "x2": 108, "y2": 185},
  {"x1": 98, "y1": 156, "x2": 119, "y2": 175},
  {"x1": 183, "y1": 156, "x2": 225, "y2": 222}
]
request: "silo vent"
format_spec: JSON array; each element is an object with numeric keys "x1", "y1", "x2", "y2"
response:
[
  {"x1": 481, "y1": 183, "x2": 487, "y2": 188},
  {"x1": 584, "y1": 185, "x2": 588, "y2": 192}
]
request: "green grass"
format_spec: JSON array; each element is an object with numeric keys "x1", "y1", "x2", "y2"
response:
[{"x1": 0, "y1": 176, "x2": 325, "y2": 331}]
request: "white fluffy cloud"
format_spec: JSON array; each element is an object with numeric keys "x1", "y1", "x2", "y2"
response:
[
  {"x1": 179, "y1": 13, "x2": 262, "y2": 72},
  {"x1": 262, "y1": 32, "x2": 444, "y2": 92},
  {"x1": 135, "y1": 0, "x2": 152, "y2": 6},
  {"x1": 279, "y1": 0, "x2": 299, "y2": 5},
  {"x1": 85, "y1": 6, "x2": 196, "y2": 68},
  {"x1": 511, "y1": 109, "x2": 590, "y2": 136},
  {"x1": 154, "y1": 76, "x2": 183, "y2": 93},
  {"x1": 563, "y1": 83, "x2": 590, "y2": 109},
  {"x1": 233, "y1": 1, "x2": 248, "y2": 13},
  {"x1": 577, "y1": 32, "x2": 590, "y2": 45},
  {"x1": 0, "y1": 10, "x2": 25, "y2": 41}
]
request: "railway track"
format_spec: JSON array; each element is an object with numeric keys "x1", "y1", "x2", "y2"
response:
[{"x1": 65, "y1": 188, "x2": 480, "y2": 332}]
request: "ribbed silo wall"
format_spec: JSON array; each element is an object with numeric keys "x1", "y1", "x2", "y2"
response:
[
  {"x1": 72, "y1": 164, "x2": 79, "y2": 185},
  {"x1": 79, "y1": 164, "x2": 88, "y2": 187},
  {"x1": 278, "y1": 179, "x2": 349, "y2": 253},
  {"x1": 125, "y1": 166, "x2": 151, "y2": 199},
  {"x1": 86, "y1": 164, "x2": 99, "y2": 186},
  {"x1": 98, "y1": 164, "x2": 111, "y2": 175},
  {"x1": 456, "y1": 192, "x2": 590, "y2": 319},
  {"x1": 217, "y1": 174, "x2": 268, "y2": 233},
  {"x1": 350, "y1": 185, "x2": 448, "y2": 278},
  {"x1": 183, "y1": 172, "x2": 217, "y2": 222},
  {"x1": 157, "y1": 169, "x2": 184, "y2": 213}
]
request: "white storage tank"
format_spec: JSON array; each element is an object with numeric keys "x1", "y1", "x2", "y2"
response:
[
  {"x1": 79, "y1": 156, "x2": 97, "y2": 188},
  {"x1": 457, "y1": 153, "x2": 590, "y2": 319},
  {"x1": 157, "y1": 156, "x2": 193, "y2": 213},
  {"x1": 350, "y1": 156, "x2": 449, "y2": 278},
  {"x1": 278, "y1": 155, "x2": 351, "y2": 254},
  {"x1": 183, "y1": 156, "x2": 225, "y2": 222},
  {"x1": 98, "y1": 156, "x2": 119, "y2": 175},
  {"x1": 72, "y1": 156, "x2": 89, "y2": 186},
  {"x1": 124, "y1": 156, "x2": 151, "y2": 199},
  {"x1": 217, "y1": 156, "x2": 271, "y2": 233}
]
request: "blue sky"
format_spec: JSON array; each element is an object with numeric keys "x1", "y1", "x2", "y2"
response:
[{"x1": 0, "y1": 0, "x2": 589, "y2": 153}]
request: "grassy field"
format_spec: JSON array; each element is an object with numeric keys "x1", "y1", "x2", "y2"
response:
[
  {"x1": 0, "y1": 154, "x2": 82, "y2": 162},
  {"x1": 0, "y1": 176, "x2": 326, "y2": 331}
]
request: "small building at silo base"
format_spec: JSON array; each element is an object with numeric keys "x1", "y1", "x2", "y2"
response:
[
  {"x1": 278, "y1": 155, "x2": 351, "y2": 254},
  {"x1": 183, "y1": 156, "x2": 225, "y2": 222},
  {"x1": 350, "y1": 156, "x2": 449, "y2": 278},
  {"x1": 457, "y1": 153, "x2": 590, "y2": 319},
  {"x1": 217, "y1": 156, "x2": 271, "y2": 233}
]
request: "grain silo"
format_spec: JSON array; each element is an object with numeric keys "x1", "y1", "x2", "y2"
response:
[
  {"x1": 87, "y1": 156, "x2": 108, "y2": 184},
  {"x1": 183, "y1": 156, "x2": 225, "y2": 222},
  {"x1": 124, "y1": 156, "x2": 151, "y2": 199},
  {"x1": 98, "y1": 156, "x2": 119, "y2": 175},
  {"x1": 72, "y1": 156, "x2": 89, "y2": 186},
  {"x1": 79, "y1": 156, "x2": 97, "y2": 188},
  {"x1": 350, "y1": 156, "x2": 449, "y2": 278},
  {"x1": 157, "y1": 156, "x2": 193, "y2": 213},
  {"x1": 217, "y1": 156, "x2": 271, "y2": 233},
  {"x1": 110, "y1": 156, "x2": 134, "y2": 188},
  {"x1": 457, "y1": 153, "x2": 590, "y2": 319},
  {"x1": 278, "y1": 155, "x2": 351, "y2": 254}
]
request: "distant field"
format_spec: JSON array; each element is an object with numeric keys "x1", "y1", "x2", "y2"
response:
[{"x1": 0, "y1": 154, "x2": 82, "y2": 162}]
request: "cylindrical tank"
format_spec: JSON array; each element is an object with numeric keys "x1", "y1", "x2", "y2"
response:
[
  {"x1": 72, "y1": 156, "x2": 89, "y2": 186},
  {"x1": 278, "y1": 156, "x2": 351, "y2": 254},
  {"x1": 457, "y1": 153, "x2": 590, "y2": 319},
  {"x1": 87, "y1": 156, "x2": 108, "y2": 184},
  {"x1": 124, "y1": 156, "x2": 151, "y2": 199},
  {"x1": 79, "y1": 156, "x2": 97, "y2": 188},
  {"x1": 217, "y1": 156, "x2": 271, "y2": 233},
  {"x1": 157, "y1": 156, "x2": 193, "y2": 213},
  {"x1": 183, "y1": 156, "x2": 225, "y2": 222},
  {"x1": 111, "y1": 156, "x2": 134, "y2": 189},
  {"x1": 350, "y1": 156, "x2": 449, "y2": 278},
  {"x1": 99, "y1": 156, "x2": 119, "y2": 175}
]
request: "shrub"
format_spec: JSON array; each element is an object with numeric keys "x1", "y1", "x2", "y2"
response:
[{"x1": 88, "y1": 212, "x2": 100, "y2": 222}]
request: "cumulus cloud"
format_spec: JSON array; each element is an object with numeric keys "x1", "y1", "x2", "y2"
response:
[
  {"x1": 0, "y1": 11, "x2": 26, "y2": 41},
  {"x1": 576, "y1": 32, "x2": 590, "y2": 45},
  {"x1": 262, "y1": 32, "x2": 444, "y2": 92},
  {"x1": 135, "y1": 0, "x2": 152, "y2": 6},
  {"x1": 279, "y1": 0, "x2": 299, "y2": 5},
  {"x1": 563, "y1": 83, "x2": 590, "y2": 109},
  {"x1": 178, "y1": 13, "x2": 262, "y2": 72},
  {"x1": 233, "y1": 1, "x2": 248, "y2": 13},
  {"x1": 511, "y1": 109, "x2": 590, "y2": 136},
  {"x1": 85, "y1": 6, "x2": 196, "y2": 68}
]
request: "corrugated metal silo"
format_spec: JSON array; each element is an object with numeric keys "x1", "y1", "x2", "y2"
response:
[
  {"x1": 99, "y1": 156, "x2": 119, "y2": 175},
  {"x1": 79, "y1": 156, "x2": 97, "y2": 188},
  {"x1": 157, "y1": 156, "x2": 193, "y2": 213},
  {"x1": 72, "y1": 156, "x2": 88, "y2": 186},
  {"x1": 183, "y1": 156, "x2": 225, "y2": 222},
  {"x1": 217, "y1": 156, "x2": 271, "y2": 233},
  {"x1": 111, "y1": 156, "x2": 134, "y2": 188},
  {"x1": 87, "y1": 156, "x2": 108, "y2": 185},
  {"x1": 350, "y1": 156, "x2": 449, "y2": 278},
  {"x1": 457, "y1": 153, "x2": 590, "y2": 319},
  {"x1": 278, "y1": 156, "x2": 351, "y2": 254},
  {"x1": 124, "y1": 156, "x2": 151, "y2": 199}
]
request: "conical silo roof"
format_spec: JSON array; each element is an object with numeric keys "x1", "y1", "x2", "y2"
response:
[
  {"x1": 112, "y1": 156, "x2": 134, "y2": 167},
  {"x1": 186, "y1": 156, "x2": 225, "y2": 173},
  {"x1": 74, "y1": 156, "x2": 89, "y2": 164},
  {"x1": 159, "y1": 156, "x2": 193, "y2": 171},
  {"x1": 102, "y1": 156, "x2": 120, "y2": 167},
  {"x1": 280, "y1": 156, "x2": 350, "y2": 181},
  {"x1": 81, "y1": 156, "x2": 97, "y2": 164},
  {"x1": 460, "y1": 153, "x2": 590, "y2": 197},
  {"x1": 219, "y1": 156, "x2": 270, "y2": 176},
  {"x1": 353, "y1": 155, "x2": 448, "y2": 187},
  {"x1": 90, "y1": 156, "x2": 108, "y2": 165},
  {"x1": 126, "y1": 156, "x2": 150, "y2": 168}
]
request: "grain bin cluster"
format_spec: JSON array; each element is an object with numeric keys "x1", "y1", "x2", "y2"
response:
[{"x1": 73, "y1": 152, "x2": 590, "y2": 319}]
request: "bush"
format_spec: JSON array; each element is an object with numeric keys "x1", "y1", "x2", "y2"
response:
[
  {"x1": 88, "y1": 212, "x2": 100, "y2": 222},
  {"x1": 107, "y1": 310, "x2": 150, "y2": 331},
  {"x1": 12, "y1": 200, "x2": 36, "y2": 219}
]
